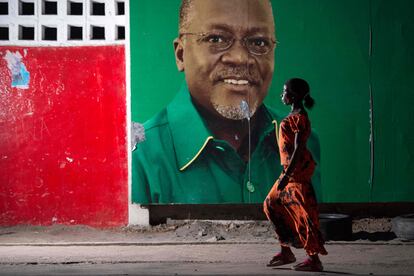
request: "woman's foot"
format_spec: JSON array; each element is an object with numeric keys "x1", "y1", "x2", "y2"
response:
[
  {"x1": 266, "y1": 252, "x2": 296, "y2": 267},
  {"x1": 292, "y1": 257, "x2": 323, "y2": 272}
]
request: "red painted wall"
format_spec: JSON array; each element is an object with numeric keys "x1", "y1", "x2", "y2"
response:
[{"x1": 0, "y1": 46, "x2": 128, "y2": 227}]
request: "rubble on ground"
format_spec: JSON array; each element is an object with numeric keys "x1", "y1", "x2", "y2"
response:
[{"x1": 1, "y1": 218, "x2": 405, "y2": 244}]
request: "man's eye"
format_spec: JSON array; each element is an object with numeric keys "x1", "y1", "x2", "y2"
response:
[
  {"x1": 204, "y1": 35, "x2": 226, "y2": 44},
  {"x1": 249, "y1": 38, "x2": 270, "y2": 47}
]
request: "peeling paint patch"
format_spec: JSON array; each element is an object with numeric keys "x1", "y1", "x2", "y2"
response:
[
  {"x1": 3, "y1": 50, "x2": 30, "y2": 89},
  {"x1": 131, "y1": 122, "x2": 145, "y2": 151}
]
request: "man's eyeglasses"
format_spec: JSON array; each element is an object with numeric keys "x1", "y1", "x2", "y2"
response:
[{"x1": 180, "y1": 32, "x2": 277, "y2": 56}]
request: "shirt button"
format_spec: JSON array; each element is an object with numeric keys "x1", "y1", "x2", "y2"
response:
[{"x1": 246, "y1": 181, "x2": 255, "y2": 193}]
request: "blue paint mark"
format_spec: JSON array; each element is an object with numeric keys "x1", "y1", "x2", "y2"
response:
[
  {"x1": 12, "y1": 63, "x2": 30, "y2": 89},
  {"x1": 3, "y1": 50, "x2": 30, "y2": 89}
]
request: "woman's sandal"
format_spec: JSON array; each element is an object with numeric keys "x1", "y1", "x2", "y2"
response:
[
  {"x1": 292, "y1": 258, "x2": 323, "y2": 272},
  {"x1": 266, "y1": 252, "x2": 296, "y2": 267}
]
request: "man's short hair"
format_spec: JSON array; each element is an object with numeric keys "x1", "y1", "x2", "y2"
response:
[
  {"x1": 178, "y1": 0, "x2": 273, "y2": 33},
  {"x1": 178, "y1": 0, "x2": 193, "y2": 33}
]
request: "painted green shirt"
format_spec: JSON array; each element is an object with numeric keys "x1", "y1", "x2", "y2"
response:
[{"x1": 132, "y1": 83, "x2": 320, "y2": 204}]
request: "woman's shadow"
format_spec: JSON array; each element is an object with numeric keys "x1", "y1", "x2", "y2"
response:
[{"x1": 351, "y1": 230, "x2": 396, "y2": 241}]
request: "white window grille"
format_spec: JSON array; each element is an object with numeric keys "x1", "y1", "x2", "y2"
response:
[
  {"x1": 42, "y1": 0, "x2": 58, "y2": 15},
  {"x1": 0, "y1": 0, "x2": 126, "y2": 46},
  {"x1": 115, "y1": 0, "x2": 123, "y2": 15},
  {"x1": 0, "y1": 1, "x2": 8, "y2": 15},
  {"x1": 67, "y1": 0, "x2": 82, "y2": 15},
  {"x1": 0, "y1": 25, "x2": 9, "y2": 40},
  {"x1": 19, "y1": 25, "x2": 35, "y2": 40},
  {"x1": 19, "y1": 0, "x2": 36, "y2": 16},
  {"x1": 91, "y1": 0, "x2": 105, "y2": 16},
  {"x1": 42, "y1": 25, "x2": 57, "y2": 40},
  {"x1": 68, "y1": 24, "x2": 82, "y2": 40}
]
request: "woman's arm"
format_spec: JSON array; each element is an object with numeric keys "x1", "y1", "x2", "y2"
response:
[{"x1": 277, "y1": 131, "x2": 305, "y2": 190}]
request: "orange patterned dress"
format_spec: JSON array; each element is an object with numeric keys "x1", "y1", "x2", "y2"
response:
[{"x1": 263, "y1": 113, "x2": 327, "y2": 256}]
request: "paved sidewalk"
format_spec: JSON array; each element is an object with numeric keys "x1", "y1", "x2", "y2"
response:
[
  {"x1": 0, "y1": 223, "x2": 413, "y2": 275},
  {"x1": 1, "y1": 243, "x2": 414, "y2": 275}
]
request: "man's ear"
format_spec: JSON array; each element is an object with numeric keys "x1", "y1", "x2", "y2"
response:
[{"x1": 173, "y1": 38, "x2": 185, "y2": 72}]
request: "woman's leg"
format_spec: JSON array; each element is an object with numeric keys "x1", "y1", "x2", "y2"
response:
[
  {"x1": 263, "y1": 182, "x2": 297, "y2": 267},
  {"x1": 281, "y1": 245, "x2": 293, "y2": 256},
  {"x1": 263, "y1": 183, "x2": 299, "y2": 247}
]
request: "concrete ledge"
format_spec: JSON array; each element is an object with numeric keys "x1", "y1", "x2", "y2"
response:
[{"x1": 142, "y1": 202, "x2": 414, "y2": 225}]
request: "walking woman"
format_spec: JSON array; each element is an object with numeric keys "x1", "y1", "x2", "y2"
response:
[{"x1": 263, "y1": 78, "x2": 327, "y2": 272}]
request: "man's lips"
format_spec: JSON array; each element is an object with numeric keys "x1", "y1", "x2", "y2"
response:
[{"x1": 219, "y1": 78, "x2": 255, "y2": 94}]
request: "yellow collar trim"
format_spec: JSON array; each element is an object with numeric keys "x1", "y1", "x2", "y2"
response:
[
  {"x1": 180, "y1": 136, "x2": 214, "y2": 171},
  {"x1": 272, "y1": 120, "x2": 279, "y2": 147}
]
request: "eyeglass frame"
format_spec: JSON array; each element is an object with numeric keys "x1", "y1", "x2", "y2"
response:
[{"x1": 179, "y1": 31, "x2": 278, "y2": 56}]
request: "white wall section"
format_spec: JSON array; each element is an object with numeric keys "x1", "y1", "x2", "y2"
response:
[{"x1": 0, "y1": 0, "x2": 125, "y2": 46}]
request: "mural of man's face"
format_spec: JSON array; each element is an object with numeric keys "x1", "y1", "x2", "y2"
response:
[{"x1": 174, "y1": 0, "x2": 276, "y2": 120}]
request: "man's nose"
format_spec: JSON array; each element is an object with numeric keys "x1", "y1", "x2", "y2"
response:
[{"x1": 221, "y1": 40, "x2": 254, "y2": 65}]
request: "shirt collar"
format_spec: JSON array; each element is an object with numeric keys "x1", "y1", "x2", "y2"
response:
[{"x1": 167, "y1": 82, "x2": 279, "y2": 171}]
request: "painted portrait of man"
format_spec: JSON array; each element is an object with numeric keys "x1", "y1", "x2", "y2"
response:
[{"x1": 132, "y1": 0, "x2": 320, "y2": 204}]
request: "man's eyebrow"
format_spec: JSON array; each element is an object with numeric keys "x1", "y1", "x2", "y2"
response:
[
  {"x1": 205, "y1": 24, "x2": 273, "y2": 34},
  {"x1": 247, "y1": 26, "x2": 273, "y2": 34},
  {"x1": 205, "y1": 24, "x2": 233, "y2": 33}
]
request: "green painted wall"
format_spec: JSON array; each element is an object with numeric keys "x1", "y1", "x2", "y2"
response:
[
  {"x1": 130, "y1": 0, "x2": 414, "y2": 203},
  {"x1": 370, "y1": 0, "x2": 414, "y2": 201},
  {"x1": 130, "y1": 0, "x2": 183, "y2": 122}
]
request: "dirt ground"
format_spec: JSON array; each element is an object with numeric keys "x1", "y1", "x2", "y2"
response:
[
  {"x1": 352, "y1": 217, "x2": 392, "y2": 232},
  {"x1": 0, "y1": 217, "x2": 401, "y2": 244}
]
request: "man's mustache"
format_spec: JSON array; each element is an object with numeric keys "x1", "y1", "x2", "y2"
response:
[{"x1": 212, "y1": 66, "x2": 259, "y2": 84}]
